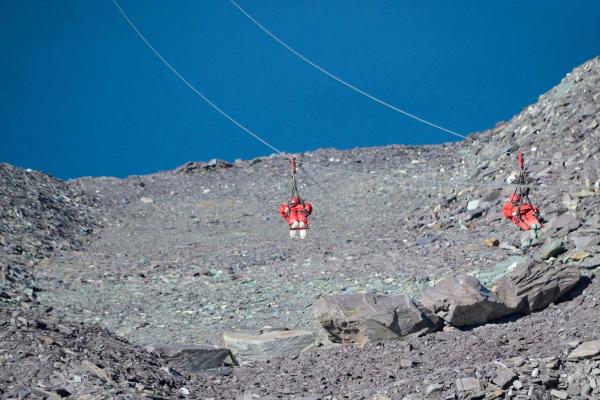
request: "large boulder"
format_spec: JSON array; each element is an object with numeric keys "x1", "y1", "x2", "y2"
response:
[
  {"x1": 493, "y1": 258, "x2": 581, "y2": 313},
  {"x1": 145, "y1": 344, "x2": 237, "y2": 371},
  {"x1": 223, "y1": 328, "x2": 316, "y2": 364},
  {"x1": 313, "y1": 293, "x2": 440, "y2": 346},
  {"x1": 420, "y1": 275, "x2": 512, "y2": 327}
]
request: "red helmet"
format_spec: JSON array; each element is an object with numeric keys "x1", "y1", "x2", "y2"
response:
[
  {"x1": 290, "y1": 196, "x2": 300, "y2": 206},
  {"x1": 510, "y1": 193, "x2": 521, "y2": 202}
]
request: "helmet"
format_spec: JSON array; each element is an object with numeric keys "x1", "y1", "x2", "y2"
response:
[
  {"x1": 290, "y1": 196, "x2": 300, "y2": 206},
  {"x1": 510, "y1": 193, "x2": 521, "y2": 203}
]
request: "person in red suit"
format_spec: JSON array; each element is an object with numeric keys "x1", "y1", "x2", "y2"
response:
[
  {"x1": 279, "y1": 196, "x2": 313, "y2": 239},
  {"x1": 503, "y1": 193, "x2": 542, "y2": 237}
]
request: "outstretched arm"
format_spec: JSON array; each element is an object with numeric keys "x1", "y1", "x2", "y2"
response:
[
  {"x1": 279, "y1": 203, "x2": 290, "y2": 218},
  {"x1": 303, "y1": 202, "x2": 313, "y2": 216}
]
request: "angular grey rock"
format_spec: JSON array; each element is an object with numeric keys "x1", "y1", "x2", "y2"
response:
[
  {"x1": 512, "y1": 380, "x2": 523, "y2": 390},
  {"x1": 548, "y1": 212, "x2": 580, "y2": 233},
  {"x1": 494, "y1": 258, "x2": 581, "y2": 313},
  {"x1": 420, "y1": 275, "x2": 512, "y2": 326},
  {"x1": 425, "y1": 383, "x2": 443, "y2": 396},
  {"x1": 493, "y1": 368, "x2": 517, "y2": 389},
  {"x1": 569, "y1": 233, "x2": 600, "y2": 250},
  {"x1": 533, "y1": 238, "x2": 565, "y2": 261},
  {"x1": 80, "y1": 360, "x2": 113, "y2": 383},
  {"x1": 175, "y1": 161, "x2": 206, "y2": 173},
  {"x1": 223, "y1": 328, "x2": 316, "y2": 364},
  {"x1": 314, "y1": 293, "x2": 441, "y2": 346},
  {"x1": 207, "y1": 158, "x2": 233, "y2": 169},
  {"x1": 567, "y1": 340, "x2": 600, "y2": 361},
  {"x1": 550, "y1": 389, "x2": 568, "y2": 399},
  {"x1": 175, "y1": 159, "x2": 233, "y2": 173},
  {"x1": 580, "y1": 255, "x2": 600, "y2": 269},
  {"x1": 145, "y1": 344, "x2": 237, "y2": 371},
  {"x1": 455, "y1": 377, "x2": 481, "y2": 392},
  {"x1": 465, "y1": 207, "x2": 485, "y2": 221},
  {"x1": 467, "y1": 199, "x2": 481, "y2": 211}
]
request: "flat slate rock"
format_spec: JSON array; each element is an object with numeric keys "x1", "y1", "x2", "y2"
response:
[
  {"x1": 223, "y1": 329, "x2": 316, "y2": 364},
  {"x1": 455, "y1": 377, "x2": 481, "y2": 392},
  {"x1": 567, "y1": 340, "x2": 600, "y2": 360},
  {"x1": 145, "y1": 344, "x2": 237, "y2": 371},
  {"x1": 580, "y1": 254, "x2": 600, "y2": 269}
]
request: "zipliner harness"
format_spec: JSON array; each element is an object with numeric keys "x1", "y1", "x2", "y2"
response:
[{"x1": 502, "y1": 151, "x2": 543, "y2": 234}]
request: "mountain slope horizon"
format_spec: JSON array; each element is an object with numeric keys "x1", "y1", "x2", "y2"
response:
[{"x1": 1, "y1": 55, "x2": 599, "y2": 399}]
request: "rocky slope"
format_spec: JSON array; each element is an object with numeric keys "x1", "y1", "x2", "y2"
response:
[
  {"x1": 0, "y1": 163, "x2": 97, "y2": 304},
  {"x1": 0, "y1": 56, "x2": 599, "y2": 399}
]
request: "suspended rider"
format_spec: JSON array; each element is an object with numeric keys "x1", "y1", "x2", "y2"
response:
[
  {"x1": 279, "y1": 156, "x2": 313, "y2": 239},
  {"x1": 502, "y1": 151, "x2": 543, "y2": 239}
]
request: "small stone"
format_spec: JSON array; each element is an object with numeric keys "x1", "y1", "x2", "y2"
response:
[
  {"x1": 80, "y1": 360, "x2": 113, "y2": 382},
  {"x1": 580, "y1": 383, "x2": 592, "y2": 396},
  {"x1": 400, "y1": 359, "x2": 415, "y2": 368},
  {"x1": 467, "y1": 199, "x2": 481, "y2": 211},
  {"x1": 512, "y1": 380, "x2": 523, "y2": 390},
  {"x1": 581, "y1": 383, "x2": 591, "y2": 395},
  {"x1": 456, "y1": 377, "x2": 481, "y2": 392},
  {"x1": 508, "y1": 356, "x2": 525, "y2": 368},
  {"x1": 550, "y1": 389, "x2": 568, "y2": 399},
  {"x1": 493, "y1": 369, "x2": 517, "y2": 389},
  {"x1": 545, "y1": 358, "x2": 559, "y2": 369},
  {"x1": 568, "y1": 250, "x2": 592, "y2": 261},
  {"x1": 484, "y1": 238, "x2": 500, "y2": 247},
  {"x1": 532, "y1": 368, "x2": 540, "y2": 378},
  {"x1": 426, "y1": 383, "x2": 443, "y2": 396},
  {"x1": 485, "y1": 385, "x2": 503, "y2": 399},
  {"x1": 567, "y1": 384, "x2": 580, "y2": 396},
  {"x1": 572, "y1": 189, "x2": 596, "y2": 198},
  {"x1": 179, "y1": 387, "x2": 190, "y2": 396},
  {"x1": 140, "y1": 197, "x2": 154, "y2": 204}
]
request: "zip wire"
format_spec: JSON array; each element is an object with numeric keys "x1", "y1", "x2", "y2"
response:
[
  {"x1": 112, "y1": 0, "x2": 285, "y2": 156},
  {"x1": 113, "y1": 0, "x2": 596, "y2": 195},
  {"x1": 229, "y1": 0, "x2": 469, "y2": 141}
]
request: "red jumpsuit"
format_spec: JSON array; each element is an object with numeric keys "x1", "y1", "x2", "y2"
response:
[
  {"x1": 279, "y1": 197, "x2": 312, "y2": 228},
  {"x1": 502, "y1": 194, "x2": 541, "y2": 231}
]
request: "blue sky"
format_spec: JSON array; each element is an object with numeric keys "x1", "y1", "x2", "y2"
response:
[{"x1": 1, "y1": 1, "x2": 599, "y2": 179}]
